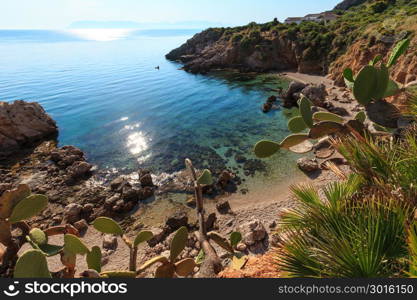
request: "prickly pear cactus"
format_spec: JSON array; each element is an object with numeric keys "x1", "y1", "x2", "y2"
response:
[
  {"x1": 254, "y1": 140, "x2": 281, "y2": 158},
  {"x1": 86, "y1": 246, "x2": 102, "y2": 273},
  {"x1": 208, "y1": 231, "x2": 234, "y2": 253},
  {"x1": 174, "y1": 258, "x2": 196, "y2": 277},
  {"x1": 64, "y1": 234, "x2": 89, "y2": 255},
  {"x1": 29, "y1": 228, "x2": 48, "y2": 246},
  {"x1": 14, "y1": 250, "x2": 51, "y2": 278},
  {"x1": 134, "y1": 231, "x2": 154, "y2": 247},
  {"x1": 170, "y1": 226, "x2": 188, "y2": 262},
  {"x1": 93, "y1": 217, "x2": 124, "y2": 235},
  {"x1": 197, "y1": 169, "x2": 213, "y2": 185}
]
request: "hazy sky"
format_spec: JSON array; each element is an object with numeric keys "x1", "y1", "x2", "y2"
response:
[{"x1": 1, "y1": 0, "x2": 342, "y2": 29}]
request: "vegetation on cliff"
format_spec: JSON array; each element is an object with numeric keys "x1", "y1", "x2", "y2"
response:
[{"x1": 166, "y1": 0, "x2": 416, "y2": 83}]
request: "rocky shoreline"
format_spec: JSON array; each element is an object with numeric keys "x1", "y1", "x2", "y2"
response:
[{"x1": 1, "y1": 71, "x2": 359, "y2": 276}]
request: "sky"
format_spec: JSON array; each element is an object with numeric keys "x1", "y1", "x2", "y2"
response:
[{"x1": 1, "y1": 0, "x2": 342, "y2": 29}]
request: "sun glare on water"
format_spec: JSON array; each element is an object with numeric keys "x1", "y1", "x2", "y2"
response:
[{"x1": 68, "y1": 29, "x2": 134, "y2": 41}]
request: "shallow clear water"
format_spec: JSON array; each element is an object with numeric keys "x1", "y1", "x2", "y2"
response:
[{"x1": 0, "y1": 29, "x2": 302, "y2": 186}]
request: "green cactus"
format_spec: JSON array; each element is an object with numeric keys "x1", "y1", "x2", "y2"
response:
[
  {"x1": 353, "y1": 65, "x2": 378, "y2": 105},
  {"x1": 197, "y1": 169, "x2": 213, "y2": 185},
  {"x1": 288, "y1": 116, "x2": 308, "y2": 133},
  {"x1": 355, "y1": 111, "x2": 366, "y2": 123},
  {"x1": 64, "y1": 234, "x2": 90, "y2": 255},
  {"x1": 313, "y1": 112, "x2": 344, "y2": 124},
  {"x1": 29, "y1": 228, "x2": 48, "y2": 246},
  {"x1": 134, "y1": 231, "x2": 154, "y2": 247},
  {"x1": 137, "y1": 227, "x2": 196, "y2": 278},
  {"x1": 230, "y1": 232, "x2": 242, "y2": 249},
  {"x1": 14, "y1": 249, "x2": 51, "y2": 278},
  {"x1": 93, "y1": 217, "x2": 124, "y2": 235},
  {"x1": 254, "y1": 140, "x2": 281, "y2": 158},
  {"x1": 86, "y1": 246, "x2": 102, "y2": 273},
  {"x1": 299, "y1": 97, "x2": 314, "y2": 128},
  {"x1": 170, "y1": 226, "x2": 188, "y2": 262},
  {"x1": 369, "y1": 54, "x2": 382, "y2": 66},
  {"x1": 280, "y1": 134, "x2": 310, "y2": 149},
  {"x1": 309, "y1": 121, "x2": 345, "y2": 139},
  {"x1": 9, "y1": 194, "x2": 48, "y2": 224},
  {"x1": 387, "y1": 38, "x2": 410, "y2": 68},
  {"x1": 208, "y1": 231, "x2": 234, "y2": 253}
]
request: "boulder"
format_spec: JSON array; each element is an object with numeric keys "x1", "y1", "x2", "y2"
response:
[
  {"x1": 240, "y1": 219, "x2": 267, "y2": 247},
  {"x1": 110, "y1": 176, "x2": 128, "y2": 192},
  {"x1": 300, "y1": 84, "x2": 328, "y2": 107},
  {"x1": 73, "y1": 219, "x2": 88, "y2": 232},
  {"x1": 68, "y1": 161, "x2": 93, "y2": 179},
  {"x1": 297, "y1": 158, "x2": 320, "y2": 173},
  {"x1": 0, "y1": 100, "x2": 58, "y2": 157},
  {"x1": 216, "y1": 200, "x2": 232, "y2": 214},
  {"x1": 139, "y1": 170, "x2": 154, "y2": 187},
  {"x1": 103, "y1": 234, "x2": 118, "y2": 250},
  {"x1": 63, "y1": 203, "x2": 83, "y2": 224}
]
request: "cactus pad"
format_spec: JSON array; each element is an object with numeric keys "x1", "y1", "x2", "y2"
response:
[
  {"x1": 288, "y1": 116, "x2": 308, "y2": 133},
  {"x1": 29, "y1": 228, "x2": 48, "y2": 246},
  {"x1": 355, "y1": 111, "x2": 366, "y2": 123},
  {"x1": 387, "y1": 38, "x2": 410, "y2": 68},
  {"x1": 155, "y1": 263, "x2": 175, "y2": 278},
  {"x1": 230, "y1": 232, "x2": 242, "y2": 249},
  {"x1": 175, "y1": 258, "x2": 196, "y2": 277},
  {"x1": 299, "y1": 97, "x2": 314, "y2": 128},
  {"x1": 0, "y1": 184, "x2": 30, "y2": 219},
  {"x1": 93, "y1": 217, "x2": 123, "y2": 235},
  {"x1": 353, "y1": 66, "x2": 377, "y2": 105},
  {"x1": 208, "y1": 231, "x2": 234, "y2": 253},
  {"x1": 373, "y1": 66, "x2": 389, "y2": 100},
  {"x1": 100, "y1": 271, "x2": 136, "y2": 278},
  {"x1": 197, "y1": 169, "x2": 213, "y2": 185},
  {"x1": 309, "y1": 122, "x2": 344, "y2": 139},
  {"x1": 9, "y1": 194, "x2": 48, "y2": 224},
  {"x1": 280, "y1": 134, "x2": 310, "y2": 149},
  {"x1": 87, "y1": 246, "x2": 102, "y2": 273},
  {"x1": 313, "y1": 112, "x2": 344, "y2": 124},
  {"x1": 383, "y1": 80, "x2": 399, "y2": 98},
  {"x1": 133, "y1": 231, "x2": 154, "y2": 247},
  {"x1": 170, "y1": 226, "x2": 188, "y2": 262},
  {"x1": 64, "y1": 234, "x2": 89, "y2": 255},
  {"x1": 254, "y1": 140, "x2": 280, "y2": 158},
  {"x1": 14, "y1": 250, "x2": 51, "y2": 278},
  {"x1": 138, "y1": 256, "x2": 169, "y2": 272}
]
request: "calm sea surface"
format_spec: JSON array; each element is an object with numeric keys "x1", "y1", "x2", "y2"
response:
[{"x1": 0, "y1": 29, "x2": 302, "y2": 188}]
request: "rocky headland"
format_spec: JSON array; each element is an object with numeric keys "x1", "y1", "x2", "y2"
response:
[{"x1": 166, "y1": 0, "x2": 416, "y2": 87}]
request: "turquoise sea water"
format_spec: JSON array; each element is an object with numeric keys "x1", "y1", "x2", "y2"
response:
[{"x1": 0, "y1": 29, "x2": 301, "y2": 186}]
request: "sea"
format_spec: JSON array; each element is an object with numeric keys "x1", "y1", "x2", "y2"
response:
[{"x1": 0, "y1": 28, "x2": 302, "y2": 194}]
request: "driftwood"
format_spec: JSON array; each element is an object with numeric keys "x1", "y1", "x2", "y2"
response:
[{"x1": 185, "y1": 159, "x2": 222, "y2": 277}]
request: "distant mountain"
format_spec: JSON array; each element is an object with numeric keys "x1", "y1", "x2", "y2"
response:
[{"x1": 68, "y1": 20, "x2": 225, "y2": 29}]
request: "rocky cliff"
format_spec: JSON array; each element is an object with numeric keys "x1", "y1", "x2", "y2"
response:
[
  {"x1": 166, "y1": 0, "x2": 416, "y2": 82},
  {"x1": 166, "y1": 26, "x2": 325, "y2": 74}
]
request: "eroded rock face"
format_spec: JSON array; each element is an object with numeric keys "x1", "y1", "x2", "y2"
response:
[
  {"x1": 166, "y1": 28, "x2": 323, "y2": 75},
  {"x1": 0, "y1": 100, "x2": 58, "y2": 157}
]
